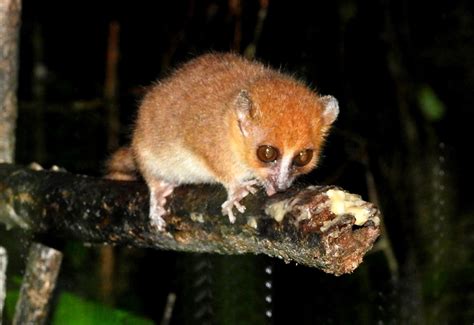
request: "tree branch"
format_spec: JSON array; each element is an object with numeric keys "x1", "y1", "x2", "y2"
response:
[
  {"x1": 0, "y1": 0, "x2": 21, "y2": 163},
  {"x1": 0, "y1": 163, "x2": 380, "y2": 276},
  {"x1": 12, "y1": 243, "x2": 62, "y2": 325}
]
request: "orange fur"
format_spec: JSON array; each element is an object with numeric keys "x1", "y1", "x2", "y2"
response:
[
  {"x1": 108, "y1": 53, "x2": 338, "y2": 225},
  {"x1": 105, "y1": 146, "x2": 137, "y2": 181},
  {"x1": 229, "y1": 75, "x2": 332, "y2": 183},
  {"x1": 132, "y1": 53, "x2": 336, "y2": 185}
]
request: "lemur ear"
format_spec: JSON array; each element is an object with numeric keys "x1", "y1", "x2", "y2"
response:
[
  {"x1": 319, "y1": 95, "x2": 339, "y2": 126},
  {"x1": 235, "y1": 90, "x2": 253, "y2": 118},
  {"x1": 234, "y1": 90, "x2": 255, "y2": 137}
]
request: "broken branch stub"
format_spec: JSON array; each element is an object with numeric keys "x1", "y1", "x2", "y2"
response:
[
  {"x1": 0, "y1": 163, "x2": 380, "y2": 275},
  {"x1": 13, "y1": 243, "x2": 62, "y2": 325}
]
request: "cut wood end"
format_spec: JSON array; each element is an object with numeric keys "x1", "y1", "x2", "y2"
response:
[{"x1": 265, "y1": 186, "x2": 381, "y2": 275}]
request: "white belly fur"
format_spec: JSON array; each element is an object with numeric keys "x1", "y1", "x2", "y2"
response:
[{"x1": 139, "y1": 147, "x2": 218, "y2": 185}]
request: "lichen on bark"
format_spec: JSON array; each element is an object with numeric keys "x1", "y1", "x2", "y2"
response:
[{"x1": 0, "y1": 0, "x2": 22, "y2": 163}]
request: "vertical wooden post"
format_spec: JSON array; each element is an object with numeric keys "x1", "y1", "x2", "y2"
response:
[
  {"x1": 229, "y1": 0, "x2": 242, "y2": 52},
  {"x1": 0, "y1": 0, "x2": 21, "y2": 322},
  {"x1": 99, "y1": 20, "x2": 121, "y2": 305},
  {"x1": 104, "y1": 20, "x2": 120, "y2": 153},
  {"x1": 13, "y1": 243, "x2": 62, "y2": 325},
  {"x1": 0, "y1": 246, "x2": 6, "y2": 324},
  {"x1": 0, "y1": 0, "x2": 21, "y2": 163}
]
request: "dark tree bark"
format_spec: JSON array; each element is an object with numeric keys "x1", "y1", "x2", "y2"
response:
[
  {"x1": 0, "y1": 163, "x2": 380, "y2": 275},
  {"x1": 12, "y1": 243, "x2": 62, "y2": 325},
  {"x1": 0, "y1": 0, "x2": 21, "y2": 163}
]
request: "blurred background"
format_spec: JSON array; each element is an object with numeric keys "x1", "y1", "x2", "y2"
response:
[{"x1": 1, "y1": 0, "x2": 473, "y2": 323}]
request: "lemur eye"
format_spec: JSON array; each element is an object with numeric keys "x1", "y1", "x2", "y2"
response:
[
  {"x1": 293, "y1": 149, "x2": 313, "y2": 167},
  {"x1": 257, "y1": 145, "x2": 279, "y2": 163}
]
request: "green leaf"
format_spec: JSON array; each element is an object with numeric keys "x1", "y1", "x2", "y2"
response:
[
  {"x1": 52, "y1": 292, "x2": 153, "y2": 325},
  {"x1": 5, "y1": 289, "x2": 20, "y2": 322},
  {"x1": 417, "y1": 85, "x2": 446, "y2": 121}
]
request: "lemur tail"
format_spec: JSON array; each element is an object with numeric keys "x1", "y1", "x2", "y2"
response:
[{"x1": 105, "y1": 146, "x2": 138, "y2": 181}]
